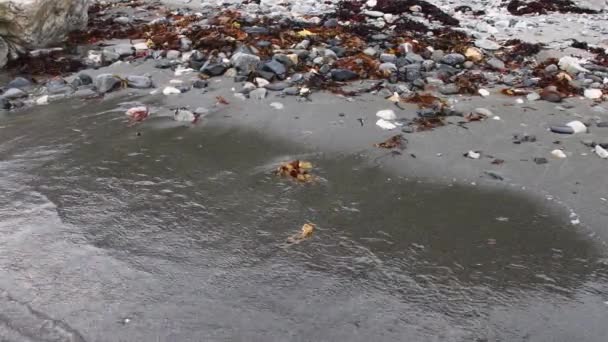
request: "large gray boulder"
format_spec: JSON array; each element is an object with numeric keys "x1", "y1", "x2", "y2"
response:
[{"x1": 0, "y1": 0, "x2": 90, "y2": 67}]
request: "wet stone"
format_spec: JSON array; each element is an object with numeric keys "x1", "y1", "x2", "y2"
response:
[
  {"x1": 265, "y1": 82, "x2": 289, "y2": 91},
  {"x1": 380, "y1": 53, "x2": 397, "y2": 63},
  {"x1": 331, "y1": 69, "x2": 358, "y2": 81},
  {"x1": 441, "y1": 53, "x2": 466, "y2": 66},
  {"x1": 201, "y1": 62, "x2": 227, "y2": 76},
  {"x1": 2, "y1": 88, "x2": 26, "y2": 99},
  {"x1": 231, "y1": 52, "x2": 261, "y2": 73},
  {"x1": 46, "y1": 78, "x2": 73, "y2": 95},
  {"x1": 7, "y1": 77, "x2": 32, "y2": 89},
  {"x1": 192, "y1": 80, "x2": 208, "y2": 89},
  {"x1": 262, "y1": 60, "x2": 287, "y2": 79},
  {"x1": 126, "y1": 75, "x2": 153, "y2": 89},
  {"x1": 283, "y1": 87, "x2": 299, "y2": 96},
  {"x1": 487, "y1": 58, "x2": 505, "y2": 70},
  {"x1": 250, "y1": 88, "x2": 267, "y2": 100},
  {"x1": 166, "y1": 50, "x2": 181, "y2": 60},
  {"x1": 439, "y1": 84, "x2": 460, "y2": 95},
  {"x1": 95, "y1": 74, "x2": 121, "y2": 94}
]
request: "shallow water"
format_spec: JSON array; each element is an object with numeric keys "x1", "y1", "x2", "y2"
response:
[{"x1": 1, "y1": 98, "x2": 607, "y2": 341}]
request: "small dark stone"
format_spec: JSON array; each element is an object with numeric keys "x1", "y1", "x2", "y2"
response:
[
  {"x1": 77, "y1": 73, "x2": 93, "y2": 86},
  {"x1": 483, "y1": 171, "x2": 504, "y2": 181},
  {"x1": 0, "y1": 97, "x2": 10, "y2": 109},
  {"x1": 201, "y1": 62, "x2": 227, "y2": 76},
  {"x1": 155, "y1": 60, "x2": 173, "y2": 69},
  {"x1": 330, "y1": 46, "x2": 347, "y2": 57},
  {"x1": 597, "y1": 121, "x2": 608, "y2": 127},
  {"x1": 193, "y1": 80, "x2": 208, "y2": 89},
  {"x1": 324, "y1": 18, "x2": 339, "y2": 27},
  {"x1": 256, "y1": 70, "x2": 276, "y2": 81},
  {"x1": 234, "y1": 75, "x2": 248, "y2": 82},
  {"x1": 534, "y1": 157, "x2": 548, "y2": 165},
  {"x1": 283, "y1": 87, "x2": 299, "y2": 96},
  {"x1": 95, "y1": 74, "x2": 121, "y2": 94},
  {"x1": 262, "y1": 60, "x2": 287, "y2": 78},
  {"x1": 243, "y1": 26, "x2": 269, "y2": 34},
  {"x1": 331, "y1": 69, "x2": 358, "y2": 81},
  {"x1": 401, "y1": 126, "x2": 415, "y2": 133},
  {"x1": 440, "y1": 53, "x2": 466, "y2": 66}
]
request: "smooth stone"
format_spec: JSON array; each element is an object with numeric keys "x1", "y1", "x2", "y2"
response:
[
  {"x1": 230, "y1": 52, "x2": 261, "y2": 72},
  {"x1": 249, "y1": 88, "x2": 267, "y2": 100},
  {"x1": 262, "y1": 60, "x2": 287, "y2": 78},
  {"x1": 283, "y1": 87, "x2": 299, "y2": 95},
  {"x1": 166, "y1": 50, "x2": 181, "y2": 60},
  {"x1": 331, "y1": 69, "x2": 358, "y2": 81},
  {"x1": 486, "y1": 58, "x2": 505, "y2": 70},
  {"x1": 95, "y1": 74, "x2": 121, "y2": 94},
  {"x1": 2, "y1": 88, "x2": 26, "y2": 99},
  {"x1": 7, "y1": 77, "x2": 32, "y2": 89},
  {"x1": 201, "y1": 62, "x2": 227, "y2": 76},
  {"x1": 440, "y1": 53, "x2": 466, "y2": 66},
  {"x1": 265, "y1": 82, "x2": 289, "y2": 91},
  {"x1": 126, "y1": 75, "x2": 153, "y2": 89},
  {"x1": 475, "y1": 39, "x2": 500, "y2": 50},
  {"x1": 192, "y1": 80, "x2": 208, "y2": 89},
  {"x1": 439, "y1": 84, "x2": 460, "y2": 95}
]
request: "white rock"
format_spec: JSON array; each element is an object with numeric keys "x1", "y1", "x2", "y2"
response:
[
  {"x1": 174, "y1": 66, "x2": 194, "y2": 76},
  {"x1": 163, "y1": 86, "x2": 181, "y2": 95},
  {"x1": 133, "y1": 42, "x2": 149, "y2": 50},
  {"x1": 255, "y1": 77, "x2": 269, "y2": 87},
  {"x1": 270, "y1": 102, "x2": 284, "y2": 110},
  {"x1": 376, "y1": 119, "x2": 397, "y2": 130},
  {"x1": 466, "y1": 151, "x2": 481, "y2": 159},
  {"x1": 174, "y1": 109, "x2": 196, "y2": 122},
  {"x1": 35, "y1": 95, "x2": 48, "y2": 105},
  {"x1": 478, "y1": 89, "x2": 490, "y2": 97},
  {"x1": 551, "y1": 149, "x2": 567, "y2": 159},
  {"x1": 475, "y1": 39, "x2": 500, "y2": 51},
  {"x1": 376, "y1": 109, "x2": 396, "y2": 120},
  {"x1": 558, "y1": 56, "x2": 589, "y2": 74},
  {"x1": 366, "y1": 0, "x2": 377, "y2": 7},
  {"x1": 364, "y1": 10, "x2": 384, "y2": 18},
  {"x1": 584, "y1": 88, "x2": 603, "y2": 99},
  {"x1": 594, "y1": 144, "x2": 608, "y2": 159},
  {"x1": 565, "y1": 120, "x2": 587, "y2": 133},
  {"x1": 515, "y1": 98, "x2": 524, "y2": 104},
  {"x1": 527, "y1": 92, "x2": 541, "y2": 101}
]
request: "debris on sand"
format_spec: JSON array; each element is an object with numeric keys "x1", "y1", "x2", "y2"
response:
[
  {"x1": 375, "y1": 134, "x2": 406, "y2": 149},
  {"x1": 275, "y1": 160, "x2": 314, "y2": 182},
  {"x1": 287, "y1": 223, "x2": 316, "y2": 244}
]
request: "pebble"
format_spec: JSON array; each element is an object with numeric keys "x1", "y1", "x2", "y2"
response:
[
  {"x1": 464, "y1": 47, "x2": 483, "y2": 62},
  {"x1": 376, "y1": 109, "x2": 396, "y2": 120},
  {"x1": 230, "y1": 52, "x2": 261, "y2": 73},
  {"x1": 478, "y1": 89, "x2": 490, "y2": 97},
  {"x1": 376, "y1": 118, "x2": 397, "y2": 130},
  {"x1": 126, "y1": 75, "x2": 153, "y2": 89},
  {"x1": 440, "y1": 53, "x2": 466, "y2": 66},
  {"x1": 466, "y1": 151, "x2": 481, "y2": 159},
  {"x1": 363, "y1": 47, "x2": 377, "y2": 56},
  {"x1": 474, "y1": 108, "x2": 493, "y2": 117},
  {"x1": 262, "y1": 60, "x2": 287, "y2": 78},
  {"x1": 283, "y1": 87, "x2": 299, "y2": 96},
  {"x1": 584, "y1": 88, "x2": 603, "y2": 99},
  {"x1": 540, "y1": 87, "x2": 562, "y2": 102},
  {"x1": 163, "y1": 86, "x2": 181, "y2": 95},
  {"x1": 7, "y1": 77, "x2": 32, "y2": 89},
  {"x1": 439, "y1": 84, "x2": 460, "y2": 95},
  {"x1": 527, "y1": 92, "x2": 541, "y2": 101},
  {"x1": 174, "y1": 109, "x2": 196, "y2": 122},
  {"x1": 595, "y1": 145, "x2": 608, "y2": 158},
  {"x1": 475, "y1": 39, "x2": 500, "y2": 50},
  {"x1": 36, "y1": 95, "x2": 49, "y2": 105},
  {"x1": 249, "y1": 88, "x2": 267, "y2": 100},
  {"x1": 486, "y1": 58, "x2": 505, "y2": 70},
  {"x1": 265, "y1": 82, "x2": 289, "y2": 91},
  {"x1": 331, "y1": 69, "x2": 358, "y2": 81},
  {"x1": 166, "y1": 50, "x2": 181, "y2": 60},
  {"x1": 551, "y1": 149, "x2": 567, "y2": 159},
  {"x1": 95, "y1": 74, "x2": 122, "y2": 94},
  {"x1": 201, "y1": 62, "x2": 227, "y2": 76},
  {"x1": 192, "y1": 80, "x2": 208, "y2": 89}
]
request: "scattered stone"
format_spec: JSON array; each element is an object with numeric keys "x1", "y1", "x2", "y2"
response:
[
  {"x1": 126, "y1": 75, "x2": 153, "y2": 89},
  {"x1": 478, "y1": 89, "x2": 490, "y2": 97},
  {"x1": 584, "y1": 88, "x2": 603, "y2": 99},
  {"x1": 486, "y1": 58, "x2": 505, "y2": 70},
  {"x1": 192, "y1": 80, "x2": 208, "y2": 89},
  {"x1": 3, "y1": 88, "x2": 27, "y2": 99},
  {"x1": 331, "y1": 69, "x2": 358, "y2": 81},
  {"x1": 230, "y1": 52, "x2": 261, "y2": 73},
  {"x1": 441, "y1": 53, "x2": 466, "y2": 66},
  {"x1": 174, "y1": 109, "x2": 197, "y2": 123},
  {"x1": 376, "y1": 109, "x2": 396, "y2": 121},
  {"x1": 265, "y1": 82, "x2": 289, "y2": 91},
  {"x1": 376, "y1": 119, "x2": 397, "y2": 130},
  {"x1": 283, "y1": 87, "x2": 299, "y2": 96},
  {"x1": 466, "y1": 151, "x2": 481, "y2": 159},
  {"x1": 551, "y1": 120, "x2": 587, "y2": 134},
  {"x1": 201, "y1": 62, "x2": 227, "y2": 76},
  {"x1": 7, "y1": 77, "x2": 32, "y2": 89},
  {"x1": 163, "y1": 86, "x2": 181, "y2": 95},
  {"x1": 474, "y1": 108, "x2": 493, "y2": 117},
  {"x1": 551, "y1": 149, "x2": 567, "y2": 159},
  {"x1": 249, "y1": 88, "x2": 267, "y2": 100},
  {"x1": 464, "y1": 47, "x2": 483, "y2": 62},
  {"x1": 262, "y1": 60, "x2": 287, "y2": 78},
  {"x1": 595, "y1": 145, "x2": 608, "y2": 159},
  {"x1": 540, "y1": 87, "x2": 562, "y2": 102},
  {"x1": 166, "y1": 50, "x2": 181, "y2": 60},
  {"x1": 439, "y1": 84, "x2": 460, "y2": 95},
  {"x1": 475, "y1": 39, "x2": 500, "y2": 50},
  {"x1": 534, "y1": 157, "x2": 548, "y2": 165},
  {"x1": 270, "y1": 102, "x2": 284, "y2": 110}
]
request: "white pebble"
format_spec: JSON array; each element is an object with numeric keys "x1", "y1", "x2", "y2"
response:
[
  {"x1": 270, "y1": 102, "x2": 284, "y2": 110},
  {"x1": 595, "y1": 145, "x2": 608, "y2": 159},
  {"x1": 36, "y1": 95, "x2": 49, "y2": 105},
  {"x1": 478, "y1": 89, "x2": 490, "y2": 97},
  {"x1": 551, "y1": 149, "x2": 567, "y2": 159},
  {"x1": 163, "y1": 86, "x2": 181, "y2": 95},
  {"x1": 584, "y1": 88, "x2": 603, "y2": 100},
  {"x1": 376, "y1": 119, "x2": 397, "y2": 130},
  {"x1": 466, "y1": 151, "x2": 481, "y2": 159},
  {"x1": 376, "y1": 109, "x2": 396, "y2": 120}
]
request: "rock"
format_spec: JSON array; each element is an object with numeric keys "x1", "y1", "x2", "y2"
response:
[
  {"x1": 584, "y1": 88, "x2": 603, "y2": 99},
  {"x1": 46, "y1": 78, "x2": 73, "y2": 94},
  {"x1": 94, "y1": 74, "x2": 121, "y2": 94},
  {"x1": 331, "y1": 69, "x2": 358, "y2": 82},
  {"x1": 550, "y1": 120, "x2": 587, "y2": 134},
  {"x1": 265, "y1": 82, "x2": 289, "y2": 91},
  {"x1": 192, "y1": 80, "x2": 208, "y2": 89},
  {"x1": 475, "y1": 39, "x2": 500, "y2": 50},
  {"x1": 0, "y1": 0, "x2": 90, "y2": 68},
  {"x1": 404, "y1": 64, "x2": 422, "y2": 82},
  {"x1": 474, "y1": 108, "x2": 493, "y2": 117},
  {"x1": 376, "y1": 118, "x2": 397, "y2": 130},
  {"x1": 126, "y1": 75, "x2": 153, "y2": 89},
  {"x1": 255, "y1": 77, "x2": 270, "y2": 87},
  {"x1": 363, "y1": 47, "x2": 377, "y2": 56},
  {"x1": 440, "y1": 53, "x2": 466, "y2": 66},
  {"x1": 166, "y1": 50, "x2": 181, "y2": 60},
  {"x1": 174, "y1": 109, "x2": 196, "y2": 122},
  {"x1": 422, "y1": 60, "x2": 435, "y2": 71},
  {"x1": 113, "y1": 16, "x2": 130, "y2": 25},
  {"x1": 478, "y1": 89, "x2": 490, "y2": 97},
  {"x1": 551, "y1": 149, "x2": 567, "y2": 159},
  {"x1": 73, "y1": 88, "x2": 96, "y2": 98},
  {"x1": 545, "y1": 64, "x2": 559, "y2": 73},
  {"x1": 201, "y1": 62, "x2": 227, "y2": 76},
  {"x1": 463, "y1": 61, "x2": 474, "y2": 69},
  {"x1": 595, "y1": 145, "x2": 608, "y2": 159},
  {"x1": 133, "y1": 42, "x2": 149, "y2": 51},
  {"x1": 558, "y1": 56, "x2": 589, "y2": 74},
  {"x1": 439, "y1": 84, "x2": 460, "y2": 95},
  {"x1": 376, "y1": 109, "x2": 396, "y2": 120},
  {"x1": 249, "y1": 88, "x2": 267, "y2": 100},
  {"x1": 364, "y1": 10, "x2": 384, "y2": 17},
  {"x1": 527, "y1": 92, "x2": 541, "y2": 101},
  {"x1": 540, "y1": 87, "x2": 562, "y2": 102},
  {"x1": 534, "y1": 157, "x2": 548, "y2": 165},
  {"x1": 239, "y1": 82, "x2": 257, "y2": 94},
  {"x1": 380, "y1": 53, "x2": 396, "y2": 63},
  {"x1": 262, "y1": 60, "x2": 287, "y2": 78},
  {"x1": 180, "y1": 37, "x2": 192, "y2": 51},
  {"x1": 466, "y1": 151, "x2": 481, "y2": 159},
  {"x1": 2, "y1": 88, "x2": 26, "y2": 99},
  {"x1": 7, "y1": 77, "x2": 32, "y2": 88},
  {"x1": 0, "y1": 96, "x2": 10, "y2": 109},
  {"x1": 230, "y1": 52, "x2": 261, "y2": 73},
  {"x1": 486, "y1": 58, "x2": 505, "y2": 70},
  {"x1": 283, "y1": 87, "x2": 299, "y2": 96},
  {"x1": 379, "y1": 62, "x2": 397, "y2": 73},
  {"x1": 35, "y1": 95, "x2": 48, "y2": 105},
  {"x1": 163, "y1": 86, "x2": 181, "y2": 95},
  {"x1": 112, "y1": 44, "x2": 134, "y2": 57},
  {"x1": 465, "y1": 47, "x2": 483, "y2": 62}
]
